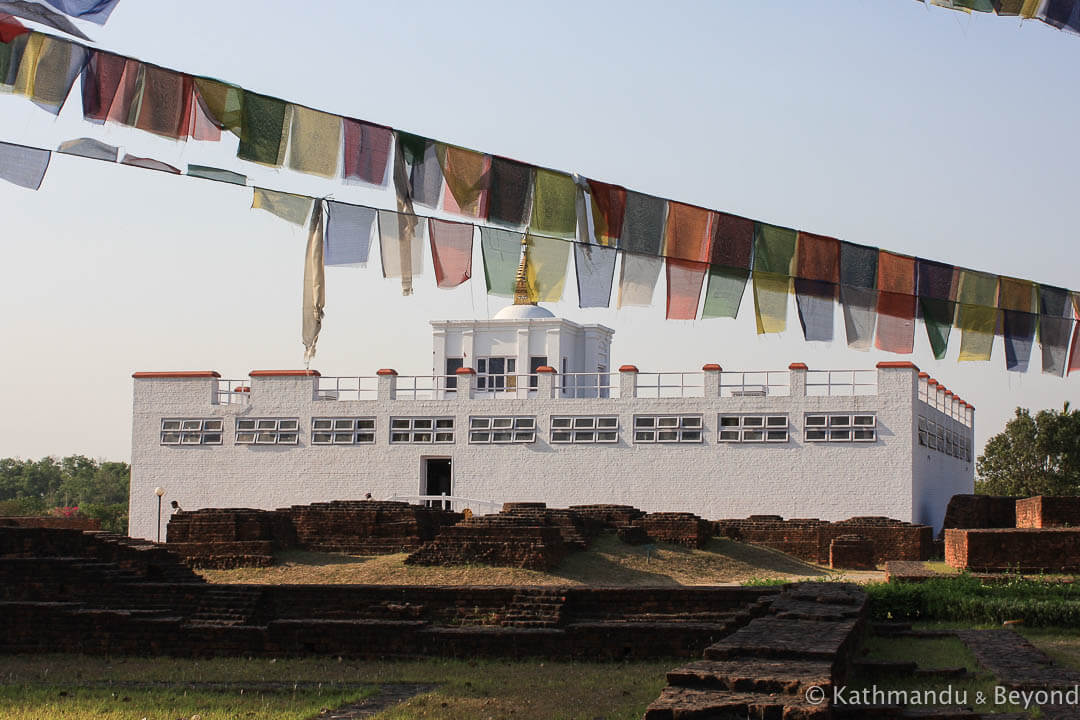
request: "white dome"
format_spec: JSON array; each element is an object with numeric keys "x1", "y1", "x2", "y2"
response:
[{"x1": 492, "y1": 303, "x2": 556, "y2": 320}]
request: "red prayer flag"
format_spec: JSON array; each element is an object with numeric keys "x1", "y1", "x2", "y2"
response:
[
  {"x1": 875, "y1": 291, "x2": 917, "y2": 354},
  {"x1": 664, "y1": 202, "x2": 713, "y2": 262},
  {"x1": 343, "y1": 118, "x2": 392, "y2": 185},
  {"x1": 0, "y1": 13, "x2": 28, "y2": 43},
  {"x1": 666, "y1": 259, "x2": 708, "y2": 320},
  {"x1": 429, "y1": 218, "x2": 473, "y2": 288}
]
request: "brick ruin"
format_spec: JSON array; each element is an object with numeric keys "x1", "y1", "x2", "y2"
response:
[
  {"x1": 1, "y1": 524, "x2": 794, "y2": 660},
  {"x1": 715, "y1": 515, "x2": 933, "y2": 568},
  {"x1": 166, "y1": 501, "x2": 462, "y2": 568},
  {"x1": 947, "y1": 495, "x2": 1080, "y2": 572},
  {"x1": 940, "y1": 494, "x2": 1019, "y2": 534},
  {"x1": 0, "y1": 516, "x2": 101, "y2": 531}
]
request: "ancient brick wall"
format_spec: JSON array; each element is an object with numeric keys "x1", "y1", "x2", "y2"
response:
[
  {"x1": 940, "y1": 494, "x2": 1018, "y2": 534},
  {"x1": 1015, "y1": 496, "x2": 1080, "y2": 529},
  {"x1": 405, "y1": 522, "x2": 571, "y2": 571},
  {"x1": 715, "y1": 515, "x2": 931, "y2": 565},
  {"x1": 945, "y1": 528, "x2": 1080, "y2": 572},
  {"x1": 640, "y1": 512, "x2": 711, "y2": 548},
  {"x1": 0, "y1": 516, "x2": 101, "y2": 531},
  {"x1": 828, "y1": 535, "x2": 875, "y2": 570}
]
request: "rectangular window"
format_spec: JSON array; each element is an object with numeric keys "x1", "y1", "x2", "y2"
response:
[
  {"x1": 468, "y1": 416, "x2": 536, "y2": 444},
  {"x1": 718, "y1": 415, "x2": 788, "y2": 443},
  {"x1": 551, "y1": 416, "x2": 619, "y2": 444},
  {"x1": 445, "y1": 357, "x2": 463, "y2": 389},
  {"x1": 312, "y1": 417, "x2": 376, "y2": 445},
  {"x1": 633, "y1": 415, "x2": 703, "y2": 443},
  {"x1": 529, "y1": 356, "x2": 547, "y2": 389},
  {"x1": 476, "y1": 356, "x2": 518, "y2": 391},
  {"x1": 235, "y1": 418, "x2": 299, "y2": 445},
  {"x1": 805, "y1": 413, "x2": 876, "y2": 443},
  {"x1": 389, "y1": 417, "x2": 455, "y2": 444},
  {"x1": 161, "y1": 418, "x2": 223, "y2": 445}
]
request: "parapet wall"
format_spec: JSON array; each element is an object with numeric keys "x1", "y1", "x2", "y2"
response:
[
  {"x1": 1015, "y1": 496, "x2": 1080, "y2": 529},
  {"x1": 715, "y1": 515, "x2": 933, "y2": 566}
]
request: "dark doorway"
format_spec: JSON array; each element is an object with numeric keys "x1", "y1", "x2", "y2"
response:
[{"x1": 424, "y1": 458, "x2": 452, "y2": 509}]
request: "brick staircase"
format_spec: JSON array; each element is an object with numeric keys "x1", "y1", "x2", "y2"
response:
[
  {"x1": 190, "y1": 585, "x2": 263, "y2": 626},
  {"x1": 500, "y1": 588, "x2": 566, "y2": 628}
]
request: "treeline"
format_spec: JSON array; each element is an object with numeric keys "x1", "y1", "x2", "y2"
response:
[{"x1": 0, "y1": 456, "x2": 129, "y2": 533}]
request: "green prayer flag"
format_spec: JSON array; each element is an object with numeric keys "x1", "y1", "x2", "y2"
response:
[
  {"x1": 530, "y1": 169, "x2": 577, "y2": 239},
  {"x1": 397, "y1": 132, "x2": 427, "y2": 166},
  {"x1": 753, "y1": 223, "x2": 797, "y2": 276},
  {"x1": 0, "y1": 37, "x2": 16, "y2": 89},
  {"x1": 187, "y1": 164, "x2": 246, "y2": 186},
  {"x1": 920, "y1": 298, "x2": 954, "y2": 360},
  {"x1": 480, "y1": 227, "x2": 523, "y2": 297},
  {"x1": 701, "y1": 266, "x2": 749, "y2": 319},
  {"x1": 957, "y1": 269, "x2": 998, "y2": 307},
  {"x1": 238, "y1": 91, "x2": 290, "y2": 166},
  {"x1": 193, "y1": 77, "x2": 243, "y2": 134}
]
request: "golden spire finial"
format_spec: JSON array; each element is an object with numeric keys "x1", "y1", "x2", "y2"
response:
[{"x1": 513, "y1": 233, "x2": 534, "y2": 306}]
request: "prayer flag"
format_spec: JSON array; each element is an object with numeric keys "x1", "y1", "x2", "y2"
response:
[
  {"x1": 525, "y1": 234, "x2": 570, "y2": 302},
  {"x1": 238, "y1": 91, "x2": 290, "y2": 166},
  {"x1": 287, "y1": 105, "x2": 340, "y2": 177},
  {"x1": 407, "y1": 139, "x2": 443, "y2": 208},
  {"x1": 441, "y1": 145, "x2": 489, "y2": 218},
  {"x1": 753, "y1": 271, "x2": 791, "y2": 334},
  {"x1": 620, "y1": 191, "x2": 667, "y2": 255},
  {"x1": 0, "y1": 30, "x2": 26, "y2": 89},
  {"x1": 956, "y1": 269, "x2": 998, "y2": 362},
  {"x1": 0, "y1": 2, "x2": 89, "y2": 40},
  {"x1": 0, "y1": 13, "x2": 28, "y2": 42},
  {"x1": 666, "y1": 259, "x2": 708, "y2": 320},
  {"x1": 587, "y1": 179, "x2": 626, "y2": 246},
  {"x1": 120, "y1": 154, "x2": 179, "y2": 174},
  {"x1": 841, "y1": 285, "x2": 877, "y2": 350},
  {"x1": 876, "y1": 292, "x2": 917, "y2": 354},
  {"x1": 390, "y1": 133, "x2": 421, "y2": 296},
  {"x1": 794, "y1": 278, "x2": 835, "y2": 341},
  {"x1": 530, "y1": 168, "x2": 577, "y2": 238},
  {"x1": 1041, "y1": 0, "x2": 1080, "y2": 31},
  {"x1": 193, "y1": 77, "x2": 243, "y2": 134},
  {"x1": 752, "y1": 223, "x2": 797, "y2": 275},
  {"x1": 378, "y1": 209, "x2": 425, "y2": 290},
  {"x1": 574, "y1": 242, "x2": 617, "y2": 308},
  {"x1": 993, "y1": 0, "x2": 1045, "y2": 16},
  {"x1": 57, "y1": 137, "x2": 116, "y2": 161},
  {"x1": 796, "y1": 232, "x2": 840, "y2": 283},
  {"x1": 920, "y1": 298, "x2": 955, "y2": 360},
  {"x1": 877, "y1": 251, "x2": 916, "y2": 295},
  {"x1": 0, "y1": 140, "x2": 48, "y2": 189},
  {"x1": 664, "y1": 202, "x2": 712, "y2": 262},
  {"x1": 14, "y1": 32, "x2": 88, "y2": 114},
  {"x1": 42, "y1": 0, "x2": 120, "y2": 24},
  {"x1": 342, "y1": 118, "x2": 391, "y2": 186},
  {"x1": 325, "y1": 201, "x2": 376, "y2": 266},
  {"x1": 186, "y1": 164, "x2": 245, "y2": 185},
  {"x1": 252, "y1": 187, "x2": 312, "y2": 226},
  {"x1": 617, "y1": 252, "x2": 663, "y2": 308},
  {"x1": 839, "y1": 241, "x2": 878, "y2": 289},
  {"x1": 429, "y1": 217, "x2": 473, "y2": 288},
  {"x1": 480, "y1": 227, "x2": 523, "y2": 297},
  {"x1": 710, "y1": 212, "x2": 754, "y2": 270},
  {"x1": 302, "y1": 200, "x2": 325, "y2": 364},
  {"x1": 487, "y1": 156, "x2": 532, "y2": 227},
  {"x1": 1003, "y1": 311, "x2": 1037, "y2": 372},
  {"x1": 1039, "y1": 285, "x2": 1073, "y2": 376},
  {"x1": 133, "y1": 66, "x2": 194, "y2": 139},
  {"x1": 81, "y1": 50, "x2": 124, "y2": 122},
  {"x1": 702, "y1": 266, "x2": 749, "y2": 319}
]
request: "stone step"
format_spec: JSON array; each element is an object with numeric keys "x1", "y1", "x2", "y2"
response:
[
  {"x1": 644, "y1": 686, "x2": 829, "y2": 719},
  {"x1": 665, "y1": 658, "x2": 832, "y2": 695}
]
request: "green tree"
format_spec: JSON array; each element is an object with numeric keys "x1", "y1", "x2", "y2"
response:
[
  {"x1": 0, "y1": 456, "x2": 130, "y2": 532},
  {"x1": 976, "y1": 404, "x2": 1080, "y2": 497}
]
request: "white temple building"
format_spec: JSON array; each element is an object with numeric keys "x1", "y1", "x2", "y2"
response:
[{"x1": 129, "y1": 251, "x2": 975, "y2": 540}]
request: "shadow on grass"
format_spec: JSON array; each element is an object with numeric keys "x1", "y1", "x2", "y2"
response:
[
  {"x1": 274, "y1": 550, "x2": 377, "y2": 567},
  {"x1": 709, "y1": 538, "x2": 830, "y2": 577}
]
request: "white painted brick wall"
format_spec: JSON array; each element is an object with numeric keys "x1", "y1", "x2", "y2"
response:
[{"x1": 129, "y1": 366, "x2": 970, "y2": 540}]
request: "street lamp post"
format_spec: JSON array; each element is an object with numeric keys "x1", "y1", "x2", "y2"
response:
[{"x1": 154, "y1": 487, "x2": 165, "y2": 543}]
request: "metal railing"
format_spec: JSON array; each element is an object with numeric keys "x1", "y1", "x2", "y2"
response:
[
  {"x1": 633, "y1": 372, "x2": 705, "y2": 399},
  {"x1": 805, "y1": 370, "x2": 877, "y2": 397},
  {"x1": 388, "y1": 494, "x2": 501, "y2": 514},
  {"x1": 719, "y1": 371, "x2": 791, "y2": 397},
  {"x1": 214, "y1": 379, "x2": 251, "y2": 405},
  {"x1": 317, "y1": 376, "x2": 378, "y2": 401},
  {"x1": 556, "y1": 372, "x2": 618, "y2": 399},
  {"x1": 395, "y1": 374, "x2": 459, "y2": 400}
]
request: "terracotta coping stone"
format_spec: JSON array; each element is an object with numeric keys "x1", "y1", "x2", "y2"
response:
[
  {"x1": 455, "y1": 367, "x2": 476, "y2": 375},
  {"x1": 250, "y1": 370, "x2": 321, "y2": 377},
  {"x1": 132, "y1": 371, "x2": 221, "y2": 378},
  {"x1": 788, "y1": 363, "x2": 808, "y2": 370},
  {"x1": 618, "y1": 365, "x2": 639, "y2": 373},
  {"x1": 376, "y1": 369, "x2": 398, "y2": 376},
  {"x1": 536, "y1": 366, "x2": 557, "y2": 373},
  {"x1": 877, "y1": 361, "x2": 919, "y2": 369},
  {"x1": 702, "y1": 364, "x2": 723, "y2": 371}
]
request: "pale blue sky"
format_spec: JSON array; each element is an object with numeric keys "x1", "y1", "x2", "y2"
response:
[{"x1": 0, "y1": 0, "x2": 1076, "y2": 461}]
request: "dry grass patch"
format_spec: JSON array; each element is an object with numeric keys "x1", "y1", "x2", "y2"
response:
[{"x1": 200, "y1": 533, "x2": 882, "y2": 586}]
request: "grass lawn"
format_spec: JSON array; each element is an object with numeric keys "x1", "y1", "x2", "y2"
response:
[
  {"x1": 199, "y1": 533, "x2": 883, "y2": 586},
  {"x1": 0, "y1": 654, "x2": 674, "y2": 720}
]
